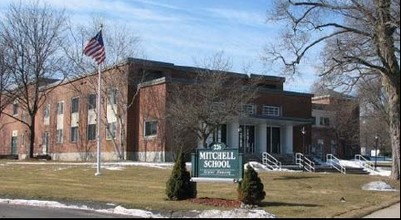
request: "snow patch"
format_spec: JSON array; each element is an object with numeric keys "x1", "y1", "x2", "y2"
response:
[
  {"x1": 362, "y1": 181, "x2": 398, "y2": 191},
  {"x1": 198, "y1": 208, "x2": 275, "y2": 218}
]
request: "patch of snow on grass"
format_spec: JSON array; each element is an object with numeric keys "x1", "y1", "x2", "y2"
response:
[
  {"x1": 198, "y1": 208, "x2": 275, "y2": 218},
  {"x1": 96, "y1": 205, "x2": 165, "y2": 218},
  {"x1": 362, "y1": 181, "x2": 398, "y2": 191},
  {"x1": 103, "y1": 166, "x2": 125, "y2": 171}
]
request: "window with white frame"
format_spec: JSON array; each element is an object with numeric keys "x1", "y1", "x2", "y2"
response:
[
  {"x1": 320, "y1": 117, "x2": 330, "y2": 126},
  {"x1": 243, "y1": 104, "x2": 256, "y2": 115},
  {"x1": 212, "y1": 124, "x2": 227, "y2": 143},
  {"x1": 106, "y1": 122, "x2": 117, "y2": 140},
  {"x1": 42, "y1": 132, "x2": 49, "y2": 146},
  {"x1": 57, "y1": 101, "x2": 64, "y2": 115},
  {"x1": 70, "y1": 126, "x2": 78, "y2": 142},
  {"x1": 312, "y1": 117, "x2": 317, "y2": 125},
  {"x1": 56, "y1": 129, "x2": 63, "y2": 143},
  {"x1": 144, "y1": 120, "x2": 157, "y2": 137},
  {"x1": 43, "y1": 104, "x2": 50, "y2": 126},
  {"x1": 87, "y1": 124, "x2": 96, "y2": 141},
  {"x1": 211, "y1": 102, "x2": 225, "y2": 111},
  {"x1": 71, "y1": 97, "x2": 79, "y2": 113},
  {"x1": 12, "y1": 101, "x2": 19, "y2": 115},
  {"x1": 108, "y1": 88, "x2": 117, "y2": 105},
  {"x1": 88, "y1": 94, "x2": 96, "y2": 110},
  {"x1": 262, "y1": 105, "x2": 281, "y2": 116},
  {"x1": 43, "y1": 104, "x2": 50, "y2": 118}
]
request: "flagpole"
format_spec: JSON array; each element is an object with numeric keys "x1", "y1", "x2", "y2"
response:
[
  {"x1": 83, "y1": 24, "x2": 104, "y2": 176},
  {"x1": 95, "y1": 63, "x2": 102, "y2": 176}
]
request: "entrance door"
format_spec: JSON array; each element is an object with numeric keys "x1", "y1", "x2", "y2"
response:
[
  {"x1": 11, "y1": 136, "x2": 17, "y2": 155},
  {"x1": 239, "y1": 125, "x2": 255, "y2": 153},
  {"x1": 266, "y1": 126, "x2": 280, "y2": 154}
]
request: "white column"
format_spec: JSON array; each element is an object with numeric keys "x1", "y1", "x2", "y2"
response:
[
  {"x1": 227, "y1": 122, "x2": 239, "y2": 148},
  {"x1": 256, "y1": 123, "x2": 267, "y2": 153},
  {"x1": 282, "y1": 126, "x2": 293, "y2": 154}
]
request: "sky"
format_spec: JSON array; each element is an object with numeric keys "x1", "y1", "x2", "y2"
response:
[
  {"x1": 0, "y1": 160, "x2": 397, "y2": 218},
  {"x1": 0, "y1": 0, "x2": 318, "y2": 93}
]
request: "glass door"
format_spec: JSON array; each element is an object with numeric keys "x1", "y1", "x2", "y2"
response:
[
  {"x1": 239, "y1": 125, "x2": 255, "y2": 153},
  {"x1": 266, "y1": 126, "x2": 280, "y2": 153}
]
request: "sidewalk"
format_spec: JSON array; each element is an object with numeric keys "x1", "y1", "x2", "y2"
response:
[{"x1": 363, "y1": 202, "x2": 400, "y2": 218}]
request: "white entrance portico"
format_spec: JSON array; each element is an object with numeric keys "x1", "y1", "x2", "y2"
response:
[{"x1": 203, "y1": 116, "x2": 311, "y2": 155}]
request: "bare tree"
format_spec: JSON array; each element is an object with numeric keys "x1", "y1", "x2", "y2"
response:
[
  {"x1": 357, "y1": 77, "x2": 392, "y2": 155},
  {"x1": 0, "y1": 43, "x2": 11, "y2": 128},
  {"x1": 0, "y1": 0, "x2": 69, "y2": 158},
  {"x1": 167, "y1": 52, "x2": 261, "y2": 152},
  {"x1": 264, "y1": 0, "x2": 400, "y2": 180}
]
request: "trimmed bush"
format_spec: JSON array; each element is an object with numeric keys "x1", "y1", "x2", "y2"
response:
[
  {"x1": 165, "y1": 151, "x2": 197, "y2": 200},
  {"x1": 237, "y1": 164, "x2": 266, "y2": 205}
]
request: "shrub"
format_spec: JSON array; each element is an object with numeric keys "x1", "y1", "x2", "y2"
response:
[
  {"x1": 165, "y1": 151, "x2": 197, "y2": 200},
  {"x1": 237, "y1": 164, "x2": 266, "y2": 205}
]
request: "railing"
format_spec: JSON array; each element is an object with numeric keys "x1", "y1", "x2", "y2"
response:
[
  {"x1": 262, "y1": 152, "x2": 282, "y2": 170},
  {"x1": 326, "y1": 154, "x2": 346, "y2": 174},
  {"x1": 355, "y1": 154, "x2": 375, "y2": 172},
  {"x1": 295, "y1": 153, "x2": 315, "y2": 172}
]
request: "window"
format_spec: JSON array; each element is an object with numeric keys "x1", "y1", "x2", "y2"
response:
[
  {"x1": 70, "y1": 126, "x2": 78, "y2": 142},
  {"x1": 42, "y1": 132, "x2": 49, "y2": 146},
  {"x1": 108, "y1": 88, "x2": 117, "y2": 105},
  {"x1": 87, "y1": 124, "x2": 96, "y2": 141},
  {"x1": 211, "y1": 102, "x2": 225, "y2": 111},
  {"x1": 43, "y1": 104, "x2": 50, "y2": 118},
  {"x1": 11, "y1": 136, "x2": 17, "y2": 155},
  {"x1": 243, "y1": 104, "x2": 256, "y2": 115},
  {"x1": 312, "y1": 117, "x2": 316, "y2": 125},
  {"x1": 212, "y1": 124, "x2": 227, "y2": 144},
  {"x1": 144, "y1": 120, "x2": 157, "y2": 137},
  {"x1": 71, "y1": 97, "x2": 79, "y2": 113},
  {"x1": 262, "y1": 105, "x2": 281, "y2": 116},
  {"x1": 57, "y1": 102, "x2": 64, "y2": 115},
  {"x1": 13, "y1": 102, "x2": 19, "y2": 115},
  {"x1": 56, "y1": 129, "x2": 63, "y2": 143},
  {"x1": 88, "y1": 94, "x2": 97, "y2": 110},
  {"x1": 106, "y1": 122, "x2": 117, "y2": 140},
  {"x1": 320, "y1": 117, "x2": 330, "y2": 126}
]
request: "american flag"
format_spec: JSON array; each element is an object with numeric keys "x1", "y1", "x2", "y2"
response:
[{"x1": 83, "y1": 30, "x2": 106, "y2": 65}]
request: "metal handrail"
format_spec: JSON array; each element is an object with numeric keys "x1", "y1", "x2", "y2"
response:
[
  {"x1": 295, "y1": 152, "x2": 303, "y2": 166},
  {"x1": 295, "y1": 153, "x2": 315, "y2": 172},
  {"x1": 303, "y1": 156, "x2": 315, "y2": 172},
  {"x1": 262, "y1": 152, "x2": 282, "y2": 170},
  {"x1": 355, "y1": 154, "x2": 375, "y2": 171},
  {"x1": 326, "y1": 154, "x2": 346, "y2": 174}
]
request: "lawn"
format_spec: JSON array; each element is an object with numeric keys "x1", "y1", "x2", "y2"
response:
[{"x1": 0, "y1": 160, "x2": 399, "y2": 218}]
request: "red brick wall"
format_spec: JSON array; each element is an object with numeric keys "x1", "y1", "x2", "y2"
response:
[{"x1": 137, "y1": 82, "x2": 167, "y2": 154}]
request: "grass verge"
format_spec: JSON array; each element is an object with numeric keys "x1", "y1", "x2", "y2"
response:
[{"x1": 0, "y1": 161, "x2": 399, "y2": 218}]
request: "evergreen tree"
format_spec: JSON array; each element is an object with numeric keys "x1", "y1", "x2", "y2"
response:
[
  {"x1": 165, "y1": 151, "x2": 197, "y2": 200},
  {"x1": 237, "y1": 164, "x2": 266, "y2": 205}
]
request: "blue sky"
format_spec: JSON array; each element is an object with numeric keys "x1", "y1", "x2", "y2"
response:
[{"x1": 0, "y1": 0, "x2": 318, "y2": 93}]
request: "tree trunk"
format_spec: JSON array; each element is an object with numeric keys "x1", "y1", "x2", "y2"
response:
[
  {"x1": 385, "y1": 78, "x2": 400, "y2": 180},
  {"x1": 29, "y1": 116, "x2": 35, "y2": 158},
  {"x1": 375, "y1": 0, "x2": 400, "y2": 180}
]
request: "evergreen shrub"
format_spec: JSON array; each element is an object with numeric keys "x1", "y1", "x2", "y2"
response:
[
  {"x1": 237, "y1": 164, "x2": 266, "y2": 205},
  {"x1": 165, "y1": 151, "x2": 197, "y2": 200}
]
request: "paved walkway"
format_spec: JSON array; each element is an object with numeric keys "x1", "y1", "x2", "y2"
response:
[{"x1": 363, "y1": 202, "x2": 400, "y2": 218}]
